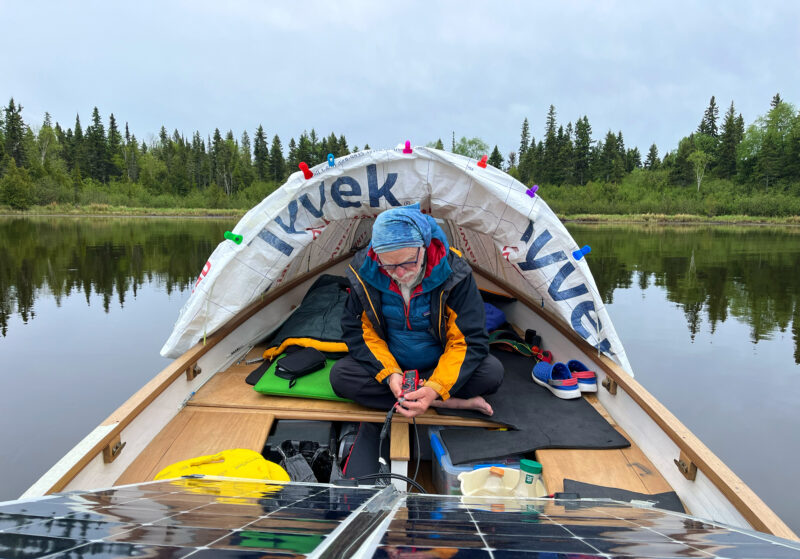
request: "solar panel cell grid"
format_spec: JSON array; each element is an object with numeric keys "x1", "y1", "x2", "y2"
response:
[{"x1": 1, "y1": 481, "x2": 799, "y2": 558}]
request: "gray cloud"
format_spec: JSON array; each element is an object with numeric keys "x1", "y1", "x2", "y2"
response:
[{"x1": 3, "y1": 0, "x2": 798, "y2": 165}]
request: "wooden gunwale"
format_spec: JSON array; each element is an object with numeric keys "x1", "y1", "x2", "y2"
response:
[
  {"x1": 470, "y1": 265, "x2": 797, "y2": 541},
  {"x1": 44, "y1": 253, "x2": 354, "y2": 495}
]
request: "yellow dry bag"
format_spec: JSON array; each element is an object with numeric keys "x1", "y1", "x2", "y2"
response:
[{"x1": 154, "y1": 449, "x2": 290, "y2": 482}]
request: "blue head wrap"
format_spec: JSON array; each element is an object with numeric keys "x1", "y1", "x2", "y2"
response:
[{"x1": 371, "y1": 203, "x2": 431, "y2": 254}]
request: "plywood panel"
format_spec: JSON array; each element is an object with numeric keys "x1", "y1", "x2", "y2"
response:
[{"x1": 116, "y1": 409, "x2": 273, "y2": 485}]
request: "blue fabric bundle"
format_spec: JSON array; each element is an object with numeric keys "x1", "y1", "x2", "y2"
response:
[{"x1": 370, "y1": 203, "x2": 431, "y2": 253}]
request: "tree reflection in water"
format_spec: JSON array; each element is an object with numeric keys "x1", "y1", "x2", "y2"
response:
[
  {"x1": 567, "y1": 223, "x2": 800, "y2": 364},
  {"x1": 1, "y1": 218, "x2": 798, "y2": 364},
  {"x1": 0, "y1": 217, "x2": 234, "y2": 337}
]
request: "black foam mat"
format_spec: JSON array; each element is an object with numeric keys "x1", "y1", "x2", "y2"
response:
[{"x1": 437, "y1": 350, "x2": 630, "y2": 464}]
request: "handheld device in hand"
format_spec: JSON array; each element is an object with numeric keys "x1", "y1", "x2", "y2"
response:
[{"x1": 400, "y1": 369, "x2": 419, "y2": 397}]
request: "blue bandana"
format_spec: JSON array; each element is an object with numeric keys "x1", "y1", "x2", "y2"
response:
[{"x1": 370, "y1": 203, "x2": 431, "y2": 254}]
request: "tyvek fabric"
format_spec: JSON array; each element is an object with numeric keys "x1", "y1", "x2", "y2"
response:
[{"x1": 160, "y1": 147, "x2": 632, "y2": 375}]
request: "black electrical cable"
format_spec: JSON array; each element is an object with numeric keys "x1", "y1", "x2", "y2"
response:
[
  {"x1": 355, "y1": 472, "x2": 427, "y2": 494},
  {"x1": 411, "y1": 417, "x2": 421, "y2": 484}
]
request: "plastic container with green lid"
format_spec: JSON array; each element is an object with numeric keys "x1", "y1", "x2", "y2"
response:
[{"x1": 513, "y1": 459, "x2": 547, "y2": 497}]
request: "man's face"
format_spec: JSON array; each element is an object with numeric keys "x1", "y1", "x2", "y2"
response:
[{"x1": 377, "y1": 246, "x2": 425, "y2": 285}]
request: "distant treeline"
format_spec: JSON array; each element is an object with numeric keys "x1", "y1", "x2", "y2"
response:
[{"x1": 1, "y1": 94, "x2": 799, "y2": 215}]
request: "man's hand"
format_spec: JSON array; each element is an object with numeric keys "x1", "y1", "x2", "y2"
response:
[
  {"x1": 387, "y1": 373, "x2": 404, "y2": 399},
  {"x1": 395, "y1": 386, "x2": 438, "y2": 418}
]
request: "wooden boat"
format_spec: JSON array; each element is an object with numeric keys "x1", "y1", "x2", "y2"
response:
[{"x1": 16, "y1": 147, "x2": 798, "y2": 555}]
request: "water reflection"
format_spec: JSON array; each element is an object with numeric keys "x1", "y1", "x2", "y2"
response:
[
  {"x1": 3, "y1": 218, "x2": 799, "y2": 364},
  {"x1": 0, "y1": 217, "x2": 234, "y2": 337},
  {"x1": 567, "y1": 223, "x2": 800, "y2": 364}
]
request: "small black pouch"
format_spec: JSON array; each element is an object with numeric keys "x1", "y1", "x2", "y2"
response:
[{"x1": 274, "y1": 347, "x2": 327, "y2": 387}]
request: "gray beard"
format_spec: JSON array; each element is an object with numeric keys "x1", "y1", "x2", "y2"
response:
[{"x1": 390, "y1": 257, "x2": 426, "y2": 304}]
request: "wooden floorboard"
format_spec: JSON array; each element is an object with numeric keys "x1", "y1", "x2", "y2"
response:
[
  {"x1": 536, "y1": 394, "x2": 674, "y2": 499},
  {"x1": 116, "y1": 408, "x2": 274, "y2": 486},
  {"x1": 181, "y1": 350, "x2": 675, "y2": 503}
]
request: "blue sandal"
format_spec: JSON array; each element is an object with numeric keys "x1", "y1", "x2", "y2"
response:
[{"x1": 532, "y1": 362, "x2": 581, "y2": 399}]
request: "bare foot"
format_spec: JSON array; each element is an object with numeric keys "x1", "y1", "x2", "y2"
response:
[{"x1": 431, "y1": 395, "x2": 493, "y2": 416}]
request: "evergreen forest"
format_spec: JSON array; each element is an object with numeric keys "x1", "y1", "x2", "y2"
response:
[{"x1": 1, "y1": 94, "x2": 799, "y2": 217}]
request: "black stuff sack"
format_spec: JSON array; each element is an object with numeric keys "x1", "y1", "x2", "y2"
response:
[{"x1": 275, "y1": 347, "x2": 327, "y2": 387}]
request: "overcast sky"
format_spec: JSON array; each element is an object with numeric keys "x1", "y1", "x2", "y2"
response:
[{"x1": 2, "y1": 1, "x2": 798, "y2": 163}]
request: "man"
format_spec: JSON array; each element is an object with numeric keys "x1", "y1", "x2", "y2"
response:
[{"x1": 330, "y1": 204, "x2": 503, "y2": 419}]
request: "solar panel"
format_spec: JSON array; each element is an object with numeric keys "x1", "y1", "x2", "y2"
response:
[
  {"x1": 366, "y1": 494, "x2": 800, "y2": 559},
  {"x1": 0, "y1": 478, "x2": 382, "y2": 558},
  {"x1": 1, "y1": 480, "x2": 799, "y2": 558}
]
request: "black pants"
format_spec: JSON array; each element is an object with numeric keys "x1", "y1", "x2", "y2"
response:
[{"x1": 330, "y1": 354, "x2": 504, "y2": 410}]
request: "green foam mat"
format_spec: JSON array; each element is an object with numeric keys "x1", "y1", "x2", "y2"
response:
[{"x1": 252, "y1": 354, "x2": 352, "y2": 402}]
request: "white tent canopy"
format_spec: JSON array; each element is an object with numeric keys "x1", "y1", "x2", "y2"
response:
[{"x1": 161, "y1": 146, "x2": 632, "y2": 374}]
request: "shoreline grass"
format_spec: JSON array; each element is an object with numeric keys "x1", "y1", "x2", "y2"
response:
[
  {"x1": 0, "y1": 203, "x2": 245, "y2": 218},
  {"x1": 1, "y1": 204, "x2": 799, "y2": 226}
]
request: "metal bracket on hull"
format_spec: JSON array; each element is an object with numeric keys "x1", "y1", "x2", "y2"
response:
[
  {"x1": 674, "y1": 451, "x2": 698, "y2": 481},
  {"x1": 102, "y1": 435, "x2": 126, "y2": 464},
  {"x1": 185, "y1": 364, "x2": 201, "y2": 381},
  {"x1": 601, "y1": 376, "x2": 618, "y2": 395}
]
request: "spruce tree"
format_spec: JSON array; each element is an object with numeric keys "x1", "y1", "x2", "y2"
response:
[
  {"x1": 309, "y1": 129, "x2": 319, "y2": 162},
  {"x1": 555, "y1": 125, "x2": 574, "y2": 184},
  {"x1": 211, "y1": 129, "x2": 223, "y2": 187},
  {"x1": 287, "y1": 137, "x2": 298, "y2": 171},
  {"x1": 625, "y1": 147, "x2": 642, "y2": 172},
  {"x1": 107, "y1": 114, "x2": 123, "y2": 179},
  {"x1": 253, "y1": 125, "x2": 269, "y2": 181},
  {"x1": 542, "y1": 105, "x2": 558, "y2": 182},
  {"x1": 771, "y1": 93, "x2": 782, "y2": 109},
  {"x1": 72, "y1": 114, "x2": 86, "y2": 173},
  {"x1": 698, "y1": 96, "x2": 719, "y2": 137},
  {"x1": 433, "y1": 138, "x2": 444, "y2": 150},
  {"x1": 325, "y1": 132, "x2": 337, "y2": 157},
  {"x1": 784, "y1": 112, "x2": 800, "y2": 181},
  {"x1": 599, "y1": 131, "x2": 620, "y2": 182},
  {"x1": 488, "y1": 145, "x2": 503, "y2": 169},
  {"x1": 717, "y1": 101, "x2": 740, "y2": 178},
  {"x1": 518, "y1": 138, "x2": 534, "y2": 183},
  {"x1": 269, "y1": 135, "x2": 285, "y2": 181},
  {"x1": 519, "y1": 118, "x2": 530, "y2": 160},
  {"x1": 645, "y1": 143, "x2": 659, "y2": 169},
  {"x1": 573, "y1": 116, "x2": 592, "y2": 185},
  {"x1": 4, "y1": 98, "x2": 27, "y2": 168},
  {"x1": 337, "y1": 134, "x2": 349, "y2": 155},
  {"x1": 126, "y1": 130, "x2": 141, "y2": 183},
  {"x1": 85, "y1": 107, "x2": 108, "y2": 181},
  {"x1": 239, "y1": 130, "x2": 254, "y2": 187}
]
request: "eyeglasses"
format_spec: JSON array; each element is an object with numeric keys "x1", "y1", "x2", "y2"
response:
[{"x1": 377, "y1": 248, "x2": 422, "y2": 272}]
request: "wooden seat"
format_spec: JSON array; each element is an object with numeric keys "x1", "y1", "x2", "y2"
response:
[
  {"x1": 535, "y1": 395, "x2": 677, "y2": 502},
  {"x1": 116, "y1": 408, "x2": 274, "y2": 485},
  {"x1": 188, "y1": 360, "x2": 499, "y2": 428}
]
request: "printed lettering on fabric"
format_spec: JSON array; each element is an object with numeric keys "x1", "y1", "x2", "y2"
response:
[
  {"x1": 192, "y1": 260, "x2": 211, "y2": 293},
  {"x1": 263, "y1": 164, "x2": 401, "y2": 257},
  {"x1": 517, "y1": 221, "x2": 613, "y2": 355}
]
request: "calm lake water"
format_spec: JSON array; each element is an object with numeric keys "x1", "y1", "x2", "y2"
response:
[{"x1": 0, "y1": 216, "x2": 798, "y2": 533}]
